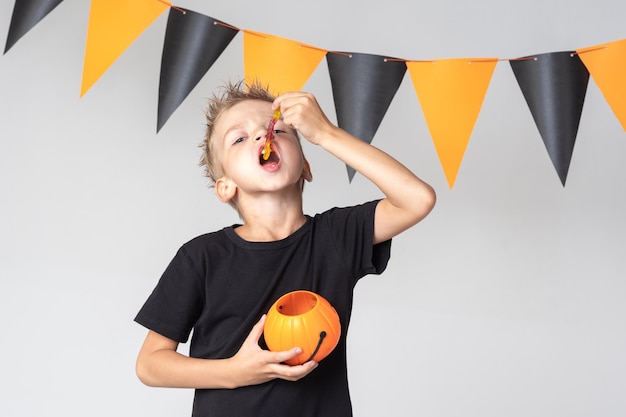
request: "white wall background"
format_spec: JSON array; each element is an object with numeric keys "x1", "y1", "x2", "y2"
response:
[{"x1": 1, "y1": 1, "x2": 625, "y2": 416}]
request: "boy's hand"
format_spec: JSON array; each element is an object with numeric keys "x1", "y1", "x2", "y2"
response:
[
  {"x1": 229, "y1": 314, "x2": 318, "y2": 387},
  {"x1": 273, "y1": 92, "x2": 337, "y2": 146},
  {"x1": 274, "y1": 91, "x2": 435, "y2": 247}
]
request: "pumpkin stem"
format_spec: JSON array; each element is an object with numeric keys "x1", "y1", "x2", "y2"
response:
[{"x1": 305, "y1": 331, "x2": 327, "y2": 363}]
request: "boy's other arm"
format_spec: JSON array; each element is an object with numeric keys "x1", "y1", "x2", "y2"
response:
[
  {"x1": 276, "y1": 92, "x2": 436, "y2": 244},
  {"x1": 322, "y1": 127, "x2": 435, "y2": 243},
  {"x1": 135, "y1": 315, "x2": 317, "y2": 389}
]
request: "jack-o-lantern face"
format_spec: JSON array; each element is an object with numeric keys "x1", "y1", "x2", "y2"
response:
[{"x1": 264, "y1": 290, "x2": 341, "y2": 365}]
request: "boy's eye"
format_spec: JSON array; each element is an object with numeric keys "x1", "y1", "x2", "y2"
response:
[
  {"x1": 274, "y1": 129, "x2": 285, "y2": 135},
  {"x1": 233, "y1": 137, "x2": 245, "y2": 145}
]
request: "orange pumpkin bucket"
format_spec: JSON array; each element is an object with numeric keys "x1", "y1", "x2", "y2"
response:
[{"x1": 264, "y1": 290, "x2": 341, "y2": 365}]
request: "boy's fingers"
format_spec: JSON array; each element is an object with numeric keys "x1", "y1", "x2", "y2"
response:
[
  {"x1": 272, "y1": 355, "x2": 319, "y2": 380},
  {"x1": 271, "y1": 347, "x2": 302, "y2": 364}
]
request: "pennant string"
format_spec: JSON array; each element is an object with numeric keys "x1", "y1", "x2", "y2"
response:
[
  {"x1": 404, "y1": 58, "x2": 500, "y2": 64},
  {"x1": 468, "y1": 58, "x2": 499, "y2": 64},
  {"x1": 571, "y1": 46, "x2": 607, "y2": 57},
  {"x1": 213, "y1": 21, "x2": 240, "y2": 31},
  {"x1": 298, "y1": 44, "x2": 329, "y2": 54},
  {"x1": 327, "y1": 51, "x2": 353, "y2": 58},
  {"x1": 156, "y1": 0, "x2": 186, "y2": 14},
  {"x1": 503, "y1": 57, "x2": 538, "y2": 62},
  {"x1": 400, "y1": 57, "x2": 535, "y2": 63}
]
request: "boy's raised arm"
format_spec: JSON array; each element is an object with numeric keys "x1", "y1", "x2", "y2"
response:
[{"x1": 275, "y1": 92, "x2": 436, "y2": 244}]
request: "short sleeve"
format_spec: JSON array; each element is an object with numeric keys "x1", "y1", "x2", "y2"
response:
[
  {"x1": 134, "y1": 246, "x2": 204, "y2": 343},
  {"x1": 323, "y1": 200, "x2": 391, "y2": 280}
]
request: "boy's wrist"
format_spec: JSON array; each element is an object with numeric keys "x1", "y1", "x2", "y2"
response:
[
  {"x1": 314, "y1": 124, "x2": 343, "y2": 149},
  {"x1": 216, "y1": 357, "x2": 240, "y2": 389}
]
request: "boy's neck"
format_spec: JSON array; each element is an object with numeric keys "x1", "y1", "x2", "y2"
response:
[
  {"x1": 234, "y1": 212, "x2": 307, "y2": 242},
  {"x1": 233, "y1": 184, "x2": 306, "y2": 242}
]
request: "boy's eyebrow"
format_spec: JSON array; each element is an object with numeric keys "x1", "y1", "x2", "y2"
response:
[{"x1": 222, "y1": 124, "x2": 245, "y2": 142}]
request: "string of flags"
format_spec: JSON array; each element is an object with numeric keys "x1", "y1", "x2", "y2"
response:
[{"x1": 4, "y1": 0, "x2": 626, "y2": 187}]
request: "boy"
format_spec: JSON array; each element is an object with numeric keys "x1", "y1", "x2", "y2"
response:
[{"x1": 135, "y1": 81, "x2": 436, "y2": 416}]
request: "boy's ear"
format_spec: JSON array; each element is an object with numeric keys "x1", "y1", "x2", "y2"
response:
[
  {"x1": 301, "y1": 159, "x2": 313, "y2": 182},
  {"x1": 215, "y1": 176, "x2": 237, "y2": 203}
]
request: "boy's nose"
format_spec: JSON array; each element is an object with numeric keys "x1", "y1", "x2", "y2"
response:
[{"x1": 254, "y1": 127, "x2": 267, "y2": 142}]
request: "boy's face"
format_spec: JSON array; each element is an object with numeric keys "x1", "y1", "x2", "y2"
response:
[{"x1": 212, "y1": 99, "x2": 311, "y2": 202}]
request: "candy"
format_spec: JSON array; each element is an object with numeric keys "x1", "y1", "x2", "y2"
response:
[
  {"x1": 262, "y1": 109, "x2": 281, "y2": 161},
  {"x1": 262, "y1": 140, "x2": 271, "y2": 160}
]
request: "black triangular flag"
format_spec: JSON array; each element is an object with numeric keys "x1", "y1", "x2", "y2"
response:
[
  {"x1": 157, "y1": 9, "x2": 239, "y2": 132},
  {"x1": 4, "y1": 0, "x2": 64, "y2": 53},
  {"x1": 326, "y1": 52, "x2": 406, "y2": 182},
  {"x1": 510, "y1": 51, "x2": 589, "y2": 186}
]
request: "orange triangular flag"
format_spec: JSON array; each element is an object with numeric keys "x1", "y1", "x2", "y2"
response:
[
  {"x1": 80, "y1": 0, "x2": 169, "y2": 96},
  {"x1": 407, "y1": 58, "x2": 497, "y2": 188},
  {"x1": 576, "y1": 39, "x2": 626, "y2": 131},
  {"x1": 243, "y1": 30, "x2": 326, "y2": 95}
]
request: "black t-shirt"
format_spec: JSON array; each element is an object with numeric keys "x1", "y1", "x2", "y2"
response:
[{"x1": 135, "y1": 201, "x2": 391, "y2": 417}]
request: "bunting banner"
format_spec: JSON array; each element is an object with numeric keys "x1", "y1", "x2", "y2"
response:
[
  {"x1": 81, "y1": 0, "x2": 169, "y2": 96},
  {"x1": 243, "y1": 30, "x2": 327, "y2": 96},
  {"x1": 4, "y1": 0, "x2": 64, "y2": 54},
  {"x1": 157, "y1": 9, "x2": 238, "y2": 132},
  {"x1": 3, "y1": 1, "x2": 626, "y2": 186},
  {"x1": 510, "y1": 52, "x2": 589, "y2": 186},
  {"x1": 407, "y1": 58, "x2": 497, "y2": 188},
  {"x1": 326, "y1": 52, "x2": 407, "y2": 182},
  {"x1": 576, "y1": 39, "x2": 626, "y2": 132}
]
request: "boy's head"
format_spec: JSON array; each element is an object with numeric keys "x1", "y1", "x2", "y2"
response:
[
  {"x1": 201, "y1": 80, "x2": 275, "y2": 184},
  {"x1": 200, "y1": 80, "x2": 311, "y2": 215}
]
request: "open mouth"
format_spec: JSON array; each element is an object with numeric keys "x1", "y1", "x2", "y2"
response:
[{"x1": 260, "y1": 144, "x2": 280, "y2": 166}]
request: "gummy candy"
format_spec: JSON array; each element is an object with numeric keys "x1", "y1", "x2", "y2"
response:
[{"x1": 262, "y1": 109, "x2": 281, "y2": 161}]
